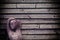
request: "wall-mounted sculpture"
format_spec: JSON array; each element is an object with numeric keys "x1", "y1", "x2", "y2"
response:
[{"x1": 7, "y1": 17, "x2": 22, "y2": 40}]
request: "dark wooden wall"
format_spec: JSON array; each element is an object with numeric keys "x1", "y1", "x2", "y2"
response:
[{"x1": 0, "y1": 0, "x2": 60, "y2": 40}]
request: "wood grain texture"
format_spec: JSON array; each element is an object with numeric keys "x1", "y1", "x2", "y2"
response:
[
  {"x1": 0, "y1": 4, "x2": 16, "y2": 8},
  {"x1": 22, "y1": 35, "x2": 56, "y2": 39},
  {"x1": 0, "y1": 0, "x2": 60, "y2": 40},
  {"x1": 0, "y1": 24, "x2": 60, "y2": 29},
  {"x1": 8, "y1": 0, "x2": 57, "y2": 2},
  {"x1": 1, "y1": 19, "x2": 59, "y2": 24},
  {"x1": 1, "y1": 9, "x2": 59, "y2": 13},
  {"x1": 0, "y1": 14, "x2": 58, "y2": 18},
  {"x1": 22, "y1": 30, "x2": 55, "y2": 34}
]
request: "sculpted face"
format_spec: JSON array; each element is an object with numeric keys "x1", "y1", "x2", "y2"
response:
[
  {"x1": 10, "y1": 20, "x2": 17, "y2": 30},
  {"x1": 7, "y1": 18, "x2": 22, "y2": 40}
]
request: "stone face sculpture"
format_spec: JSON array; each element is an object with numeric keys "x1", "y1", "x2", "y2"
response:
[{"x1": 7, "y1": 18, "x2": 22, "y2": 40}]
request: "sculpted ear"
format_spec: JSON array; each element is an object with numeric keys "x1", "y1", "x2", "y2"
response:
[
  {"x1": 7, "y1": 17, "x2": 15, "y2": 31},
  {"x1": 7, "y1": 18, "x2": 15, "y2": 27}
]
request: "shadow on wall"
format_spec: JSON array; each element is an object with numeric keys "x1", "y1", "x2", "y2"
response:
[
  {"x1": 0, "y1": 0, "x2": 9, "y2": 40},
  {"x1": 52, "y1": 0, "x2": 60, "y2": 40}
]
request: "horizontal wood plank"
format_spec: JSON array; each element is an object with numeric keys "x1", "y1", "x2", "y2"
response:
[
  {"x1": 0, "y1": 14, "x2": 58, "y2": 18},
  {"x1": 22, "y1": 35, "x2": 56, "y2": 39},
  {"x1": 22, "y1": 30, "x2": 55, "y2": 34},
  {"x1": 1, "y1": 19, "x2": 59, "y2": 24},
  {"x1": 36, "y1": 4, "x2": 59, "y2": 8},
  {"x1": 40, "y1": 24, "x2": 60, "y2": 28},
  {"x1": 22, "y1": 24, "x2": 39, "y2": 29},
  {"x1": 17, "y1": 4, "x2": 35, "y2": 8},
  {"x1": 17, "y1": 4, "x2": 59, "y2": 8},
  {"x1": 8, "y1": 0, "x2": 58, "y2": 2},
  {"x1": 0, "y1": 24, "x2": 59, "y2": 29},
  {"x1": 1, "y1": 9, "x2": 59, "y2": 13},
  {"x1": 0, "y1": 4, "x2": 16, "y2": 8}
]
